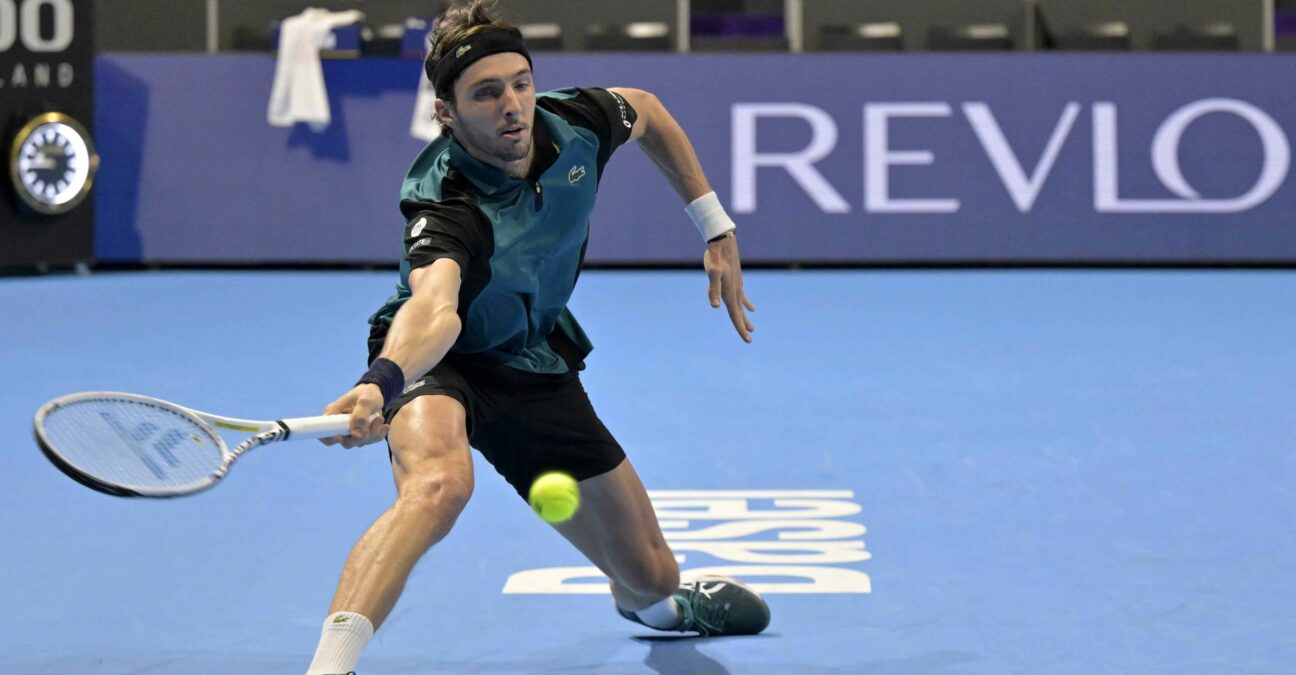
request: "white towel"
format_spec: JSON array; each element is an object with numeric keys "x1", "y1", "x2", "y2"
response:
[
  {"x1": 410, "y1": 64, "x2": 443, "y2": 142},
  {"x1": 267, "y1": 8, "x2": 365, "y2": 130},
  {"x1": 409, "y1": 23, "x2": 442, "y2": 142}
]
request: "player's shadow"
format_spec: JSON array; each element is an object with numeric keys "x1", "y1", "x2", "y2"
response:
[
  {"x1": 635, "y1": 640, "x2": 975, "y2": 674},
  {"x1": 635, "y1": 634, "x2": 772, "y2": 674}
]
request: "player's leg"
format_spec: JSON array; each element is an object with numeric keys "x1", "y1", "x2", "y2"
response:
[
  {"x1": 550, "y1": 458, "x2": 678, "y2": 610},
  {"x1": 551, "y1": 458, "x2": 770, "y2": 637},
  {"x1": 326, "y1": 394, "x2": 474, "y2": 622},
  {"x1": 470, "y1": 367, "x2": 769, "y2": 637},
  {"x1": 306, "y1": 394, "x2": 474, "y2": 675}
]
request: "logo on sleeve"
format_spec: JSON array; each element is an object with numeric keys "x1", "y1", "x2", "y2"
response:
[
  {"x1": 411, "y1": 217, "x2": 427, "y2": 237},
  {"x1": 408, "y1": 237, "x2": 432, "y2": 254},
  {"x1": 568, "y1": 165, "x2": 587, "y2": 184},
  {"x1": 610, "y1": 92, "x2": 633, "y2": 129}
]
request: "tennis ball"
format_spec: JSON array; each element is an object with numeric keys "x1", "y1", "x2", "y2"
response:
[{"x1": 529, "y1": 471, "x2": 580, "y2": 524}]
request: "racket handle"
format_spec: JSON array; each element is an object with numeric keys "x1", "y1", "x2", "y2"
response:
[{"x1": 279, "y1": 414, "x2": 354, "y2": 440}]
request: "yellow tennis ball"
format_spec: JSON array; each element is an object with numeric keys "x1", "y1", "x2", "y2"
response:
[{"x1": 529, "y1": 471, "x2": 580, "y2": 524}]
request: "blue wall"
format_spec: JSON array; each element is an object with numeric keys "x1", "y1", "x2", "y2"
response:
[{"x1": 95, "y1": 54, "x2": 1296, "y2": 264}]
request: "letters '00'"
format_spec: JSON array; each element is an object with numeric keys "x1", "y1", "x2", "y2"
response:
[{"x1": 0, "y1": 0, "x2": 74, "y2": 53}]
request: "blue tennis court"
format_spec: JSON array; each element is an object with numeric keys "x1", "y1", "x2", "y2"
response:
[{"x1": 2, "y1": 268, "x2": 1293, "y2": 673}]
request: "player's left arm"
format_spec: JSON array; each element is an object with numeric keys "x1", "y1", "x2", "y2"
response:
[{"x1": 608, "y1": 87, "x2": 755, "y2": 344}]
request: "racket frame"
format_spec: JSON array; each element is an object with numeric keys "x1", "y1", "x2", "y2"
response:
[{"x1": 33, "y1": 391, "x2": 350, "y2": 498}]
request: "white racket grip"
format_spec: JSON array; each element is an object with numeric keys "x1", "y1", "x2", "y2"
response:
[{"x1": 279, "y1": 414, "x2": 353, "y2": 440}]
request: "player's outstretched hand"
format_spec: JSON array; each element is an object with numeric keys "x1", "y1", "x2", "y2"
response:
[
  {"x1": 704, "y1": 235, "x2": 756, "y2": 343},
  {"x1": 320, "y1": 384, "x2": 389, "y2": 448}
]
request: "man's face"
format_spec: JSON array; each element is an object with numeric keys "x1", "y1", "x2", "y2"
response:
[{"x1": 443, "y1": 52, "x2": 535, "y2": 166}]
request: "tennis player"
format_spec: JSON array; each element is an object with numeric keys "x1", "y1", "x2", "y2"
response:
[{"x1": 307, "y1": 2, "x2": 765, "y2": 672}]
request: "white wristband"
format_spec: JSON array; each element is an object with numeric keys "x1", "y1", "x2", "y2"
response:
[{"x1": 685, "y1": 192, "x2": 736, "y2": 243}]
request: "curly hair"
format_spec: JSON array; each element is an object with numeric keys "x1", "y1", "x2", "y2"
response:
[{"x1": 425, "y1": 0, "x2": 523, "y2": 103}]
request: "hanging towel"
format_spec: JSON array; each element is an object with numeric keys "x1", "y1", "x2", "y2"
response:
[
  {"x1": 410, "y1": 63, "x2": 442, "y2": 142},
  {"x1": 409, "y1": 22, "x2": 442, "y2": 142},
  {"x1": 267, "y1": 8, "x2": 365, "y2": 130}
]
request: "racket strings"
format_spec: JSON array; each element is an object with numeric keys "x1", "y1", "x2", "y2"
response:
[{"x1": 39, "y1": 397, "x2": 225, "y2": 490}]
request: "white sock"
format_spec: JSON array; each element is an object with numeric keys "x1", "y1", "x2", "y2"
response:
[
  {"x1": 633, "y1": 596, "x2": 685, "y2": 630},
  {"x1": 305, "y1": 611, "x2": 374, "y2": 675}
]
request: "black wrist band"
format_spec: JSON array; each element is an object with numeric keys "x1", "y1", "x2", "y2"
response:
[
  {"x1": 707, "y1": 230, "x2": 736, "y2": 245},
  {"x1": 357, "y1": 357, "x2": 404, "y2": 407}
]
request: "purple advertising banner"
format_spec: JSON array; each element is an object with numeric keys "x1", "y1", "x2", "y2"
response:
[{"x1": 95, "y1": 54, "x2": 1296, "y2": 264}]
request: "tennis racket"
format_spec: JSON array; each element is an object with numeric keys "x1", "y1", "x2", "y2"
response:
[{"x1": 33, "y1": 391, "x2": 352, "y2": 498}]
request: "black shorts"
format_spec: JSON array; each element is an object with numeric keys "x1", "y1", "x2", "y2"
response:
[{"x1": 367, "y1": 325, "x2": 626, "y2": 499}]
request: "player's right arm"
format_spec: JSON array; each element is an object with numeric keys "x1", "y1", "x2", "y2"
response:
[
  {"x1": 377, "y1": 258, "x2": 464, "y2": 387},
  {"x1": 320, "y1": 258, "x2": 463, "y2": 448}
]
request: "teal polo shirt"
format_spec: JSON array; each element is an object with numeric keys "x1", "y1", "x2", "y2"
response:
[{"x1": 369, "y1": 87, "x2": 638, "y2": 374}]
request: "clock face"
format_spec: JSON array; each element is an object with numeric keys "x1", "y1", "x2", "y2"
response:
[{"x1": 9, "y1": 113, "x2": 99, "y2": 215}]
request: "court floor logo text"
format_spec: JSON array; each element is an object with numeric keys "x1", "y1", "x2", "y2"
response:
[{"x1": 503, "y1": 489, "x2": 871, "y2": 595}]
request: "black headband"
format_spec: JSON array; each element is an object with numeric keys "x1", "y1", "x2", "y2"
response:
[{"x1": 431, "y1": 28, "x2": 533, "y2": 99}]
